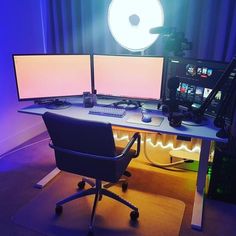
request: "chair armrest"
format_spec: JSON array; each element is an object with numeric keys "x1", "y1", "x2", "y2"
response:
[{"x1": 121, "y1": 132, "x2": 141, "y2": 158}]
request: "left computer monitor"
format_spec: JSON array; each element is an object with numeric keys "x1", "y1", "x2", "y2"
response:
[{"x1": 13, "y1": 54, "x2": 92, "y2": 105}]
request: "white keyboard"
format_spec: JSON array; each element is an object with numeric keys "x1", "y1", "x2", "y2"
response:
[{"x1": 88, "y1": 106, "x2": 126, "y2": 118}]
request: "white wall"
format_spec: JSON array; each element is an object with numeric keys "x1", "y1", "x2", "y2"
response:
[{"x1": 0, "y1": 0, "x2": 46, "y2": 156}]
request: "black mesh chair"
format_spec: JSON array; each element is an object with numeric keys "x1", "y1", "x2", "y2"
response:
[{"x1": 42, "y1": 112, "x2": 141, "y2": 234}]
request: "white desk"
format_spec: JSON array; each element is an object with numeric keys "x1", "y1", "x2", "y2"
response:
[{"x1": 19, "y1": 98, "x2": 227, "y2": 230}]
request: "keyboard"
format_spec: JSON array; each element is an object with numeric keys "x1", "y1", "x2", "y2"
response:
[{"x1": 88, "y1": 106, "x2": 126, "y2": 118}]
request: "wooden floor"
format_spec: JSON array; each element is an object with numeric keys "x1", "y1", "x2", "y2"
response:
[
  {"x1": 0, "y1": 131, "x2": 236, "y2": 236},
  {"x1": 130, "y1": 149, "x2": 236, "y2": 236}
]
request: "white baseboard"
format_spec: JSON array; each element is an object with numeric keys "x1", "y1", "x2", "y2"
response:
[{"x1": 0, "y1": 121, "x2": 46, "y2": 157}]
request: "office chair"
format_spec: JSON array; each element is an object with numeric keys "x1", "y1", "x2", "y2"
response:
[{"x1": 42, "y1": 112, "x2": 141, "y2": 235}]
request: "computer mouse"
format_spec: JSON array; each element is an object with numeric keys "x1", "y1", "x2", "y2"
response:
[{"x1": 141, "y1": 113, "x2": 152, "y2": 123}]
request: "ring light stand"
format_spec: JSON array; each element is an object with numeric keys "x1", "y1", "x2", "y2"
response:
[{"x1": 108, "y1": 1, "x2": 192, "y2": 168}]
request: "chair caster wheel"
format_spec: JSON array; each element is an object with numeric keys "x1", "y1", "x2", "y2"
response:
[
  {"x1": 130, "y1": 210, "x2": 139, "y2": 221},
  {"x1": 78, "y1": 180, "x2": 85, "y2": 190},
  {"x1": 55, "y1": 205, "x2": 63, "y2": 215},
  {"x1": 123, "y1": 170, "x2": 132, "y2": 177},
  {"x1": 99, "y1": 193, "x2": 103, "y2": 201},
  {"x1": 87, "y1": 226, "x2": 94, "y2": 236},
  {"x1": 122, "y1": 182, "x2": 128, "y2": 192},
  {"x1": 87, "y1": 230, "x2": 94, "y2": 236}
]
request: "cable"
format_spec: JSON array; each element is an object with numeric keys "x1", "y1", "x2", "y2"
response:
[
  {"x1": 143, "y1": 133, "x2": 194, "y2": 168},
  {"x1": 0, "y1": 137, "x2": 50, "y2": 159}
]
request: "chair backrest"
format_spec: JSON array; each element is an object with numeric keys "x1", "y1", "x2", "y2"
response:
[
  {"x1": 43, "y1": 112, "x2": 116, "y2": 157},
  {"x1": 43, "y1": 112, "x2": 134, "y2": 182}
]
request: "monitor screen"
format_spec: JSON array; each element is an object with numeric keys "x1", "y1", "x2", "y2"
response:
[
  {"x1": 164, "y1": 57, "x2": 227, "y2": 116},
  {"x1": 13, "y1": 54, "x2": 92, "y2": 101},
  {"x1": 93, "y1": 55, "x2": 164, "y2": 101}
]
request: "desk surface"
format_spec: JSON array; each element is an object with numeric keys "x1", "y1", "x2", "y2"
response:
[
  {"x1": 18, "y1": 97, "x2": 228, "y2": 230},
  {"x1": 19, "y1": 98, "x2": 227, "y2": 143}
]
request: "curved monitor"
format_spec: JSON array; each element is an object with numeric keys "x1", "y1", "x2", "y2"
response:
[
  {"x1": 13, "y1": 54, "x2": 92, "y2": 101},
  {"x1": 93, "y1": 54, "x2": 164, "y2": 101}
]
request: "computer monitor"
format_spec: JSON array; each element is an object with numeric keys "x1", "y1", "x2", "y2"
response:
[
  {"x1": 164, "y1": 57, "x2": 227, "y2": 116},
  {"x1": 13, "y1": 54, "x2": 92, "y2": 104},
  {"x1": 93, "y1": 54, "x2": 164, "y2": 105}
]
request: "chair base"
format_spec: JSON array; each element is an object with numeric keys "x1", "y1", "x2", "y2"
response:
[{"x1": 55, "y1": 178, "x2": 139, "y2": 233}]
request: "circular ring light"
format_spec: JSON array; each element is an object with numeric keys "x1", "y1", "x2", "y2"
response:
[{"x1": 108, "y1": 0, "x2": 164, "y2": 52}]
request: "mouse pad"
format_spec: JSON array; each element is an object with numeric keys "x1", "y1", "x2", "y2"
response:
[{"x1": 126, "y1": 114, "x2": 164, "y2": 127}]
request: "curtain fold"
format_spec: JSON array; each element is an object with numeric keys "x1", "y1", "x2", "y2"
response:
[{"x1": 41, "y1": 0, "x2": 236, "y2": 62}]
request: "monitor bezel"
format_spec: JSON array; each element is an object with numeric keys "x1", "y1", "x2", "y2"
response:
[{"x1": 13, "y1": 54, "x2": 93, "y2": 102}]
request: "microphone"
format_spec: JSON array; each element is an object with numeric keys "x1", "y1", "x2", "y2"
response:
[
  {"x1": 167, "y1": 77, "x2": 183, "y2": 127},
  {"x1": 161, "y1": 77, "x2": 183, "y2": 127},
  {"x1": 149, "y1": 26, "x2": 173, "y2": 34},
  {"x1": 167, "y1": 77, "x2": 180, "y2": 101},
  {"x1": 164, "y1": 77, "x2": 180, "y2": 114}
]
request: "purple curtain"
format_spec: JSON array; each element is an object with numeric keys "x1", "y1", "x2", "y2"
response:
[{"x1": 42, "y1": 0, "x2": 236, "y2": 62}]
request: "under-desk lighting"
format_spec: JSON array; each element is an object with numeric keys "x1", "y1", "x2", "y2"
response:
[
  {"x1": 113, "y1": 133, "x2": 201, "y2": 153},
  {"x1": 145, "y1": 138, "x2": 201, "y2": 153}
]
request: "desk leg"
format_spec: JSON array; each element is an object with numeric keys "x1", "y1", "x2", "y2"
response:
[
  {"x1": 34, "y1": 167, "x2": 61, "y2": 189},
  {"x1": 191, "y1": 139, "x2": 211, "y2": 230}
]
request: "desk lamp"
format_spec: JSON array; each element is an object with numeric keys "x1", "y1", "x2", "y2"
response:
[{"x1": 107, "y1": 0, "x2": 196, "y2": 168}]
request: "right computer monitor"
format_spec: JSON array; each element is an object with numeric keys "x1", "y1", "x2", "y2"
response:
[
  {"x1": 164, "y1": 57, "x2": 227, "y2": 117},
  {"x1": 93, "y1": 54, "x2": 164, "y2": 102}
]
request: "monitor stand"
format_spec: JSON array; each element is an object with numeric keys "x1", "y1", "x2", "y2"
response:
[
  {"x1": 35, "y1": 99, "x2": 71, "y2": 110},
  {"x1": 113, "y1": 99, "x2": 141, "y2": 110}
]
